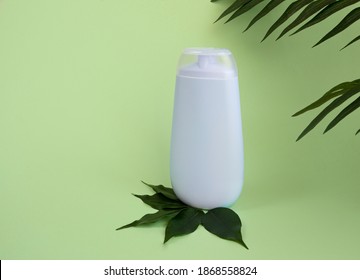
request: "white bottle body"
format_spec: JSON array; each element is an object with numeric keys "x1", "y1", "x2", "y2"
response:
[{"x1": 170, "y1": 75, "x2": 244, "y2": 209}]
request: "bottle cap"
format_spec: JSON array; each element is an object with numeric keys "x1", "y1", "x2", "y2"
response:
[{"x1": 177, "y1": 48, "x2": 238, "y2": 79}]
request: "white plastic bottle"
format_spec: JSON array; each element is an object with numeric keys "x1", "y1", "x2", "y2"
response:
[{"x1": 170, "y1": 48, "x2": 244, "y2": 209}]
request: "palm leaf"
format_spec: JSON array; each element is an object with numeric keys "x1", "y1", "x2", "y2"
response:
[
  {"x1": 293, "y1": 79, "x2": 360, "y2": 116},
  {"x1": 244, "y1": 0, "x2": 286, "y2": 31},
  {"x1": 213, "y1": 0, "x2": 360, "y2": 138},
  {"x1": 262, "y1": 0, "x2": 314, "y2": 41},
  {"x1": 313, "y1": 7, "x2": 360, "y2": 47},
  {"x1": 214, "y1": 0, "x2": 251, "y2": 22},
  {"x1": 226, "y1": 0, "x2": 266, "y2": 23},
  {"x1": 341, "y1": 34, "x2": 360, "y2": 49},
  {"x1": 324, "y1": 96, "x2": 360, "y2": 133},
  {"x1": 296, "y1": 83, "x2": 360, "y2": 140},
  {"x1": 277, "y1": 0, "x2": 336, "y2": 39},
  {"x1": 292, "y1": 0, "x2": 360, "y2": 35}
]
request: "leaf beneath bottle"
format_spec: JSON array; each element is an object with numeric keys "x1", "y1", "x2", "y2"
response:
[
  {"x1": 133, "y1": 193, "x2": 187, "y2": 210},
  {"x1": 116, "y1": 209, "x2": 181, "y2": 230},
  {"x1": 141, "y1": 181, "x2": 179, "y2": 201},
  {"x1": 164, "y1": 208, "x2": 204, "y2": 243},
  {"x1": 202, "y1": 207, "x2": 248, "y2": 249}
]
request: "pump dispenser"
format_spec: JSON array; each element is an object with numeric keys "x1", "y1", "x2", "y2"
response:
[{"x1": 170, "y1": 48, "x2": 244, "y2": 209}]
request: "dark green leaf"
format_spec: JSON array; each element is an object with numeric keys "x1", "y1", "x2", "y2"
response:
[
  {"x1": 226, "y1": 0, "x2": 265, "y2": 23},
  {"x1": 244, "y1": 0, "x2": 286, "y2": 31},
  {"x1": 277, "y1": 0, "x2": 335, "y2": 39},
  {"x1": 313, "y1": 7, "x2": 360, "y2": 47},
  {"x1": 356, "y1": 129, "x2": 360, "y2": 135},
  {"x1": 164, "y1": 208, "x2": 204, "y2": 243},
  {"x1": 296, "y1": 84, "x2": 360, "y2": 140},
  {"x1": 324, "y1": 96, "x2": 360, "y2": 133},
  {"x1": 214, "y1": 0, "x2": 251, "y2": 23},
  {"x1": 262, "y1": 0, "x2": 313, "y2": 41},
  {"x1": 293, "y1": 79, "x2": 360, "y2": 116},
  {"x1": 141, "y1": 181, "x2": 179, "y2": 201},
  {"x1": 202, "y1": 207, "x2": 248, "y2": 249},
  {"x1": 293, "y1": 0, "x2": 360, "y2": 35},
  {"x1": 116, "y1": 210, "x2": 181, "y2": 230},
  {"x1": 341, "y1": 34, "x2": 360, "y2": 50},
  {"x1": 133, "y1": 193, "x2": 187, "y2": 210}
]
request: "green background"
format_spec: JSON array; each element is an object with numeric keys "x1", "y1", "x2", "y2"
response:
[{"x1": 1, "y1": 0, "x2": 359, "y2": 259}]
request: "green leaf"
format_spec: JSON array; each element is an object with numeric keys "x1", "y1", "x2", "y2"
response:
[
  {"x1": 324, "y1": 96, "x2": 360, "y2": 133},
  {"x1": 164, "y1": 208, "x2": 204, "y2": 243},
  {"x1": 296, "y1": 84, "x2": 360, "y2": 140},
  {"x1": 262, "y1": 0, "x2": 313, "y2": 41},
  {"x1": 293, "y1": 0, "x2": 360, "y2": 35},
  {"x1": 313, "y1": 7, "x2": 360, "y2": 47},
  {"x1": 141, "y1": 181, "x2": 179, "y2": 201},
  {"x1": 133, "y1": 193, "x2": 187, "y2": 210},
  {"x1": 356, "y1": 129, "x2": 360, "y2": 135},
  {"x1": 117, "y1": 183, "x2": 248, "y2": 247},
  {"x1": 293, "y1": 79, "x2": 360, "y2": 116},
  {"x1": 116, "y1": 210, "x2": 181, "y2": 230},
  {"x1": 202, "y1": 207, "x2": 248, "y2": 249},
  {"x1": 341, "y1": 34, "x2": 360, "y2": 50},
  {"x1": 277, "y1": 0, "x2": 335, "y2": 39},
  {"x1": 244, "y1": 0, "x2": 286, "y2": 31},
  {"x1": 226, "y1": 0, "x2": 265, "y2": 23},
  {"x1": 214, "y1": 0, "x2": 251, "y2": 23}
]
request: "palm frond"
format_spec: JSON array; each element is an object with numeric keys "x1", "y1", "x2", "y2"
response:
[
  {"x1": 244, "y1": 0, "x2": 286, "y2": 31},
  {"x1": 324, "y1": 96, "x2": 360, "y2": 133},
  {"x1": 293, "y1": 79, "x2": 360, "y2": 116},
  {"x1": 341, "y1": 34, "x2": 360, "y2": 49},
  {"x1": 262, "y1": 0, "x2": 313, "y2": 41},
  {"x1": 214, "y1": 0, "x2": 251, "y2": 23},
  {"x1": 313, "y1": 7, "x2": 360, "y2": 47},
  {"x1": 277, "y1": 0, "x2": 335, "y2": 40},
  {"x1": 226, "y1": 0, "x2": 266, "y2": 23},
  {"x1": 214, "y1": 0, "x2": 360, "y2": 47},
  {"x1": 293, "y1": 0, "x2": 360, "y2": 36},
  {"x1": 295, "y1": 82, "x2": 360, "y2": 140},
  {"x1": 213, "y1": 0, "x2": 360, "y2": 138}
]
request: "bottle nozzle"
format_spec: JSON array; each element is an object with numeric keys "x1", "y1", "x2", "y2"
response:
[
  {"x1": 197, "y1": 55, "x2": 216, "y2": 69},
  {"x1": 177, "y1": 48, "x2": 237, "y2": 78}
]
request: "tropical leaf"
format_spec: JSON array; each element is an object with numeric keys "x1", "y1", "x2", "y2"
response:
[
  {"x1": 292, "y1": 0, "x2": 360, "y2": 35},
  {"x1": 202, "y1": 207, "x2": 248, "y2": 249},
  {"x1": 215, "y1": 0, "x2": 360, "y2": 46},
  {"x1": 213, "y1": 0, "x2": 360, "y2": 138},
  {"x1": 324, "y1": 96, "x2": 360, "y2": 133},
  {"x1": 164, "y1": 208, "x2": 204, "y2": 243},
  {"x1": 262, "y1": 0, "x2": 313, "y2": 41},
  {"x1": 116, "y1": 209, "x2": 181, "y2": 230},
  {"x1": 118, "y1": 182, "x2": 248, "y2": 247},
  {"x1": 296, "y1": 83, "x2": 360, "y2": 140},
  {"x1": 214, "y1": 0, "x2": 251, "y2": 23},
  {"x1": 313, "y1": 7, "x2": 360, "y2": 47},
  {"x1": 141, "y1": 181, "x2": 179, "y2": 201},
  {"x1": 293, "y1": 79, "x2": 360, "y2": 116},
  {"x1": 341, "y1": 34, "x2": 360, "y2": 49},
  {"x1": 133, "y1": 193, "x2": 187, "y2": 210},
  {"x1": 226, "y1": 0, "x2": 266, "y2": 23},
  {"x1": 277, "y1": 0, "x2": 336, "y2": 39},
  {"x1": 244, "y1": 0, "x2": 286, "y2": 31}
]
